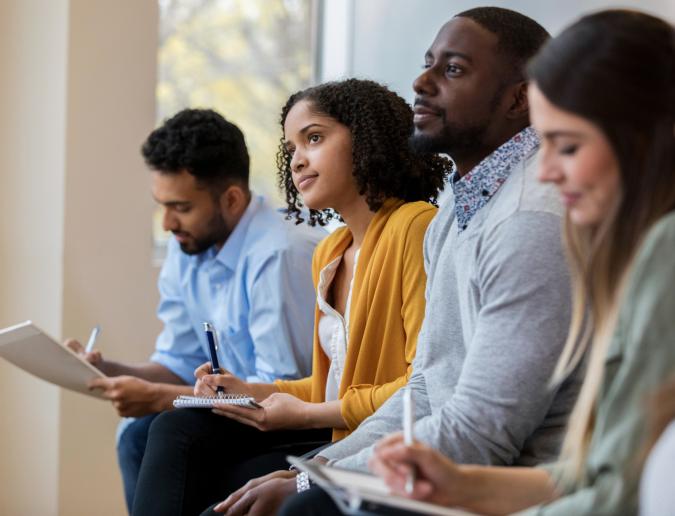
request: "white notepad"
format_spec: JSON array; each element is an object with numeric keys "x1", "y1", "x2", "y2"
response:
[
  {"x1": 173, "y1": 394, "x2": 261, "y2": 409},
  {"x1": 287, "y1": 456, "x2": 477, "y2": 516},
  {"x1": 0, "y1": 320, "x2": 107, "y2": 399}
]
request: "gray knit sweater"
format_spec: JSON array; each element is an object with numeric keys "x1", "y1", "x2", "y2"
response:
[{"x1": 321, "y1": 143, "x2": 581, "y2": 471}]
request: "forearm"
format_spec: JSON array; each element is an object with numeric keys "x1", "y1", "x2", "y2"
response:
[
  {"x1": 97, "y1": 360, "x2": 185, "y2": 384},
  {"x1": 152, "y1": 383, "x2": 195, "y2": 411},
  {"x1": 456, "y1": 465, "x2": 557, "y2": 515},
  {"x1": 304, "y1": 400, "x2": 347, "y2": 430}
]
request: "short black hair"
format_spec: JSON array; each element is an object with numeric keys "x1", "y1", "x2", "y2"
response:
[
  {"x1": 456, "y1": 7, "x2": 550, "y2": 82},
  {"x1": 141, "y1": 108, "x2": 249, "y2": 191},
  {"x1": 277, "y1": 78, "x2": 452, "y2": 226}
]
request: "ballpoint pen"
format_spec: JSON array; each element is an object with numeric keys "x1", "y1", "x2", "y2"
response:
[
  {"x1": 203, "y1": 322, "x2": 225, "y2": 396},
  {"x1": 84, "y1": 325, "x2": 100, "y2": 353}
]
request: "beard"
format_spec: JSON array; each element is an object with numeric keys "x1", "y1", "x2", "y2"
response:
[
  {"x1": 176, "y1": 211, "x2": 230, "y2": 255},
  {"x1": 410, "y1": 83, "x2": 505, "y2": 158},
  {"x1": 409, "y1": 120, "x2": 489, "y2": 157}
]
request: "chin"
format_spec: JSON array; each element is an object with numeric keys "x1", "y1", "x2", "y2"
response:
[{"x1": 569, "y1": 208, "x2": 601, "y2": 228}]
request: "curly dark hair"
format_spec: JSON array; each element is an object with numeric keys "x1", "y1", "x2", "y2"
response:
[
  {"x1": 276, "y1": 79, "x2": 452, "y2": 225},
  {"x1": 141, "y1": 108, "x2": 249, "y2": 192}
]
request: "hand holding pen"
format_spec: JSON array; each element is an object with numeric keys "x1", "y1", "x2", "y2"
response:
[
  {"x1": 203, "y1": 322, "x2": 225, "y2": 396},
  {"x1": 64, "y1": 324, "x2": 103, "y2": 368}
]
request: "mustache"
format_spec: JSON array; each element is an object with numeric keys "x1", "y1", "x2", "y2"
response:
[{"x1": 413, "y1": 97, "x2": 444, "y2": 115}]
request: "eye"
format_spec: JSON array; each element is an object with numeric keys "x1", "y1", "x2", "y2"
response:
[
  {"x1": 559, "y1": 144, "x2": 579, "y2": 156},
  {"x1": 446, "y1": 63, "x2": 463, "y2": 75},
  {"x1": 174, "y1": 205, "x2": 191, "y2": 214},
  {"x1": 308, "y1": 133, "x2": 322, "y2": 144}
]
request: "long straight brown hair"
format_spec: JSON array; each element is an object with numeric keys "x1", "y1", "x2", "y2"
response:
[{"x1": 528, "y1": 10, "x2": 675, "y2": 484}]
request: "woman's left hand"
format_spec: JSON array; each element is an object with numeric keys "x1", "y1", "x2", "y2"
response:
[{"x1": 212, "y1": 392, "x2": 311, "y2": 431}]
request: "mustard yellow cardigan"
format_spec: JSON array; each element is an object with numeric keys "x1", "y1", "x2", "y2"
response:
[{"x1": 275, "y1": 198, "x2": 435, "y2": 440}]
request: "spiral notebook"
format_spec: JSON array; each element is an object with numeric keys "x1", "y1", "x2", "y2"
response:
[
  {"x1": 173, "y1": 394, "x2": 261, "y2": 409},
  {"x1": 286, "y1": 456, "x2": 477, "y2": 516}
]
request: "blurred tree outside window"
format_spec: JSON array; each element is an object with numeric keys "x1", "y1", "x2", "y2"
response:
[{"x1": 153, "y1": 0, "x2": 316, "y2": 261}]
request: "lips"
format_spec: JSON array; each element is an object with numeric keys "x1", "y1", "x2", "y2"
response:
[
  {"x1": 413, "y1": 100, "x2": 442, "y2": 125},
  {"x1": 173, "y1": 232, "x2": 191, "y2": 243},
  {"x1": 297, "y1": 174, "x2": 318, "y2": 191},
  {"x1": 561, "y1": 192, "x2": 582, "y2": 207}
]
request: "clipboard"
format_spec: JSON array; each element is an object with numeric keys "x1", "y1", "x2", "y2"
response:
[
  {"x1": 286, "y1": 456, "x2": 477, "y2": 516},
  {"x1": 0, "y1": 320, "x2": 107, "y2": 399}
]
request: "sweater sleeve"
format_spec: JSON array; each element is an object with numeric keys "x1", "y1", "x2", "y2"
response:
[
  {"x1": 411, "y1": 211, "x2": 573, "y2": 465},
  {"x1": 274, "y1": 375, "x2": 314, "y2": 401},
  {"x1": 339, "y1": 209, "x2": 432, "y2": 430}
]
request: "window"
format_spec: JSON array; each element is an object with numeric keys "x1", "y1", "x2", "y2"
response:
[{"x1": 153, "y1": 0, "x2": 317, "y2": 260}]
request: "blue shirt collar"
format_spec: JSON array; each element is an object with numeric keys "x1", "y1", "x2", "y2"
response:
[{"x1": 450, "y1": 126, "x2": 540, "y2": 232}]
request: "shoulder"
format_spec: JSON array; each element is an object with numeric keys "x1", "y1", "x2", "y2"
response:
[
  {"x1": 634, "y1": 212, "x2": 675, "y2": 268},
  {"x1": 384, "y1": 201, "x2": 437, "y2": 239},
  {"x1": 312, "y1": 226, "x2": 350, "y2": 266},
  {"x1": 623, "y1": 212, "x2": 675, "y2": 298},
  {"x1": 489, "y1": 149, "x2": 563, "y2": 225},
  {"x1": 245, "y1": 200, "x2": 326, "y2": 255}
]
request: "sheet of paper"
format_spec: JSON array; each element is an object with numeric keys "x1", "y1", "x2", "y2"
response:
[{"x1": 0, "y1": 321, "x2": 107, "y2": 399}]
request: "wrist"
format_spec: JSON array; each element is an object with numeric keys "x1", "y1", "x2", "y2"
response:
[
  {"x1": 152, "y1": 383, "x2": 173, "y2": 412},
  {"x1": 453, "y1": 465, "x2": 482, "y2": 507}
]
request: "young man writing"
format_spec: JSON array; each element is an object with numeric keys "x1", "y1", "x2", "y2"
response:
[{"x1": 66, "y1": 108, "x2": 323, "y2": 513}]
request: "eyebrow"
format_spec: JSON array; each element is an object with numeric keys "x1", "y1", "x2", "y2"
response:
[
  {"x1": 425, "y1": 49, "x2": 473, "y2": 63},
  {"x1": 542, "y1": 130, "x2": 586, "y2": 139},
  {"x1": 152, "y1": 197, "x2": 191, "y2": 207}
]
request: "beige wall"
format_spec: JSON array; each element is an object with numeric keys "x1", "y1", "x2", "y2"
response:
[
  {"x1": 0, "y1": 1, "x2": 159, "y2": 514},
  {"x1": 0, "y1": 0, "x2": 68, "y2": 513}
]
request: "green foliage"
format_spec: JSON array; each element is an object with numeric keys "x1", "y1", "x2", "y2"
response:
[{"x1": 157, "y1": 0, "x2": 313, "y2": 203}]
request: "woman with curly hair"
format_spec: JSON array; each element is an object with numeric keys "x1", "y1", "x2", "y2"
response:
[{"x1": 132, "y1": 78, "x2": 451, "y2": 516}]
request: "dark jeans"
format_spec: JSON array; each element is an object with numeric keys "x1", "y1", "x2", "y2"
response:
[
  {"x1": 117, "y1": 414, "x2": 158, "y2": 514},
  {"x1": 131, "y1": 408, "x2": 331, "y2": 516},
  {"x1": 278, "y1": 485, "x2": 420, "y2": 516}
]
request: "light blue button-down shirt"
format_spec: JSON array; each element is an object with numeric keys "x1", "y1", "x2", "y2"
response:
[{"x1": 150, "y1": 194, "x2": 324, "y2": 384}]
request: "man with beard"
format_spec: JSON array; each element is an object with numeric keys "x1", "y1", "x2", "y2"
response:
[
  {"x1": 65, "y1": 108, "x2": 323, "y2": 513},
  {"x1": 205, "y1": 7, "x2": 582, "y2": 516}
]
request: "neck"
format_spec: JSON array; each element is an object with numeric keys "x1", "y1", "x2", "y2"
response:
[
  {"x1": 337, "y1": 197, "x2": 376, "y2": 248},
  {"x1": 452, "y1": 124, "x2": 528, "y2": 177}
]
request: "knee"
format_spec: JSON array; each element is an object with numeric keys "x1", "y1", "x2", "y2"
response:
[
  {"x1": 117, "y1": 416, "x2": 155, "y2": 458},
  {"x1": 146, "y1": 407, "x2": 205, "y2": 442}
]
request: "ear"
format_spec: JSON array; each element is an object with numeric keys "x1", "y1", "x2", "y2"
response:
[
  {"x1": 218, "y1": 184, "x2": 250, "y2": 221},
  {"x1": 505, "y1": 81, "x2": 529, "y2": 120}
]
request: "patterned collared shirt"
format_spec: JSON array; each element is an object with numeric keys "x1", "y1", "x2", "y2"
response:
[{"x1": 450, "y1": 126, "x2": 540, "y2": 232}]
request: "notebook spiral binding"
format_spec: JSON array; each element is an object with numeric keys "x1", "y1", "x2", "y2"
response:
[{"x1": 173, "y1": 394, "x2": 259, "y2": 409}]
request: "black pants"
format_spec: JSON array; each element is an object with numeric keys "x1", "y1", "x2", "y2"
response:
[
  {"x1": 131, "y1": 408, "x2": 331, "y2": 516},
  {"x1": 278, "y1": 486, "x2": 420, "y2": 516}
]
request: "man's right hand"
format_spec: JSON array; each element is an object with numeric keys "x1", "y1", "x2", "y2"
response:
[
  {"x1": 194, "y1": 361, "x2": 253, "y2": 397},
  {"x1": 64, "y1": 338, "x2": 104, "y2": 369}
]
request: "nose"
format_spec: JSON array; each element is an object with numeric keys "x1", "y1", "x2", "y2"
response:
[
  {"x1": 162, "y1": 208, "x2": 179, "y2": 232},
  {"x1": 536, "y1": 150, "x2": 564, "y2": 185},
  {"x1": 290, "y1": 147, "x2": 307, "y2": 174},
  {"x1": 413, "y1": 66, "x2": 438, "y2": 97}
]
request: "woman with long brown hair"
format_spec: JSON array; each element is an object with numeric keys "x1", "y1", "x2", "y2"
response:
[{"x1": 369, "y1": 10, "x2": 675, "y2": 515}]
